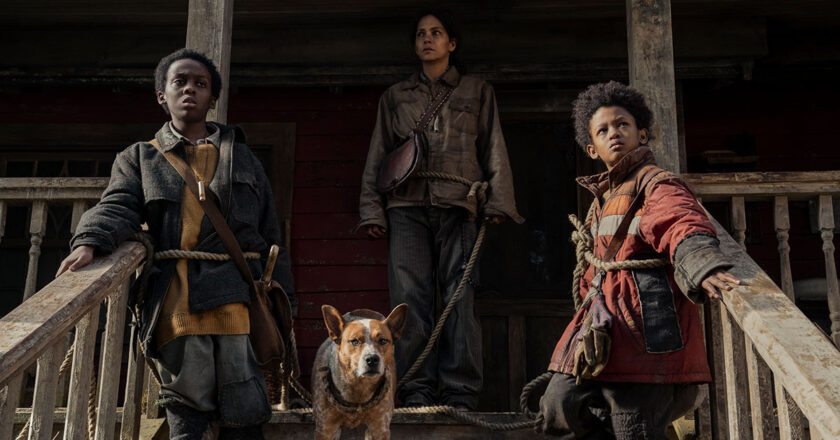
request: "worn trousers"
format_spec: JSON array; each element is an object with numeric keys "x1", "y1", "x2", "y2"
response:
[
  {"x1": 155, "y1": 334, "x2": 271, "y2": 439},
  {"x1": 387, "y1": 206, "x2": 483, "y2": 409},
  {"x1": 538, "y1": 373, "x2": 703, "y2": 440}
]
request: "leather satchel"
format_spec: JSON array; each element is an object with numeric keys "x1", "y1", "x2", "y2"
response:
[
  {"x1": 375, "y1": 84, "x2": 455, "y2": 193},
  {"x1": 150, "y1": 139, "x2": 293, "y2": 368}
]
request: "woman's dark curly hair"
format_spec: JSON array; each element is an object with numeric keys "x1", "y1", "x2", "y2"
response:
[
  {"x1": 572, "y1": 81, "x2": 653, "y2": 151},
  {"x1": 408, "y1": 8, "x2": 463, "y2": 69},
  {"x1": 154, "y1": 48, "x2": 222, "y2": 114}
]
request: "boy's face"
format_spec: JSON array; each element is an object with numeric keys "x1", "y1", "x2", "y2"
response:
[
  {"x1": 414, "y1": 15, "x2": 456, "y2": 64},
  {"x1": 586, "y1": 106, "x2": 648, "y2": 171},
  {"x1": 156, "y1": 58, "x2": 216, "y2": 124}
]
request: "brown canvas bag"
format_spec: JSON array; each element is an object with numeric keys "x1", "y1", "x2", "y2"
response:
[
  {"x1": 150, "y1": 139, "x2": 293, "y2": 367},
  {"x1": 375, "y1": 84, "x2": 454, "y2": 193}
]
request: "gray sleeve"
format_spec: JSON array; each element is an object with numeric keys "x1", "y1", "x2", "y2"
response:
[
  {"x1": 672, "y1": 232, "x2": 734, "y2": 303},
  {"x1": 357, "y1": 92, "x2": 393, "y2": 231},
  {"x1": 70, "y1": 146, "x2": 145, "y2": 253}
]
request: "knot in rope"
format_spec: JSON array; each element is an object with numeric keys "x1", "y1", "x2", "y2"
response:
[
  {"x1": 568, "y1": 204, "x2": 668, "y2": 311},
  {"x1": 413, "y1": 171, "x2": 488, "y2": 208}
]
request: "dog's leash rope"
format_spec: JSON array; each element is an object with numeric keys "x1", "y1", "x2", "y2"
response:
[{"x1": 396, "y1": 172, "x2": 488, "y2": 390}]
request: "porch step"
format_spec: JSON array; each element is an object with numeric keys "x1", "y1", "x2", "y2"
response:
[{"x1": 264, "y1": 410, "x2": 549, "y2": 439}]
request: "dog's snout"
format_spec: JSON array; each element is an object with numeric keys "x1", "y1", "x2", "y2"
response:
[{"x1": 365, "y1": 355, "x2": 380, "y2": 367}]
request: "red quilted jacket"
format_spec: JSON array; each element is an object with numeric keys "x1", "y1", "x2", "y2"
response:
[{"x1": 549, "y1": 147, "x2": 727, "y2": 383}]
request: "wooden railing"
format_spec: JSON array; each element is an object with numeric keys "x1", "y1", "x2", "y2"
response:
[
  {"x1": 2, "y1": 175, "x2": 840, "y2": 439},
  {"x1": 0, "y1": 178, "x2": 155, "y2": 440},
  {"x1": 684, "y1": 171, "x2": 840, "y2": 347},
  {"x1": 683, "y1": 171, "x2": 840, "y2": 439}
]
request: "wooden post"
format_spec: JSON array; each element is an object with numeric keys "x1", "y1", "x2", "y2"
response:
[
  {"x1": 94, "y1": 281, "x2": 130, "y2": 440},
  {"x1": 65, "y1": 308, "x2": 100, "y2": 440},
  {"x1": 774, "y1": 196, "x2": 795, "y2": 301},
  {"x1": 24, "y1": 201, "x2": 48, "y2": 300},
  {"x1": 29, "y1": 342, "x2": 64, "y2": 440},
  {"x1": 626, "y1": 0, "x2": 682, "y2": 173},
  {"x1": 186, "y1": 0, "x2": 234, "y2": 123},
  {"x1": 818, "y1": 195, "x2": 840, "y2": 347}
]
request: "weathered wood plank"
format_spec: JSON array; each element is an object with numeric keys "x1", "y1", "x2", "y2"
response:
[
  {"x1": 64, "y1": 307, "x2": 99, "y2": 440},
  {"x1": 94, "y1": 280, "x2": 130, "y2": 440},
  {"x1": 507, "y1": 316, "x2": 526, "y2": 412},
  {"x1": 0, "y1": 241, "x2": 145, "y2": 386},
  {"x1": 0, "y1": 373, "x2": 24, "y2": 440},
  {"x1": 731, "y1": 196, "x2": 746, "y2": 250},
  {"x1": 186, "y1": 0, "x2": 233, "y2": 123},
  {"x1": 774, "y1": 196, "x2": 795, "y2": 301},
  {"x1": 683, "y1": 171, "x2": 840, "y2": 200},
  {"x1": 0, "y1": 178, "x2": 107, "y2": 201},
  {"x1": 70, "y1": 200, "x2": 89, "y2": 235},
  {"x1": 774, "y1": 380, "x2": 806, "y2": 440},
  {"x1": 711, "y1": 214, "x2": 840, "y2": 438},
  {"x1": 703, "y1": 301, "x2": 729, "y2": 440},
  {"x1": 29, "y1": 341, "x2": 64, "y2": 440},
  {"x1": 818, "y1": 195, "x2": 840, "y2": 347},
  {"x1": 744, "y1": 339, "x2": 776, "y2": 440},
  {"x1": 626, "y1": 0, "x2": 681, "y2": 173},
  {"x1": 120, "y1": 324, "x2": 145, "y2": 440},
  {"x1": 145, "y1": 366, "x2": 164, "y2": 419},
  {"x1": 719, "y1": 305, "x2": 752, "y2": 439},
  {"x1": 23, "y1": 200, "x2": 48, "y2": 301}
]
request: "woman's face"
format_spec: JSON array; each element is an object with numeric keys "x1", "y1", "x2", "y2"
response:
[{"x1": 414, "y1": 15, "x2": 456, "y2": 64}]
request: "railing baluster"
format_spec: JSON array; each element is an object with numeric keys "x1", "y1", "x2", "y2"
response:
[
  {"x1": 145, "y1": 366, "x2": 163, "y2": 419},
  {"x1": 774, "y1": 196, "x2": 795, "y2": 301},
  {"x1": 94, "y1": 280, "x2": 129, "y2": 440},
  {"x1": 774, "y1": 379, "x2": 806, "y2": 440},
  {"x1": 70, "y1": 200, "x2": 89, "y2": 235},
  {"x1": 0, "y1": 373, "x2": 24, "y2": 440},
  {"x1": 23, "y1": 201, "x2": 48, "y2": 301},
  {"x1": 29, "y1": 342, "x2": 64, "y2": 440},
  {"x1": 744, "y1": 338, "x2": 776, "y2": 440},
  {"x1": 720, "y1": 306, "x2": 752, "y2": 439},
  {"x1": 731, "y1": 196, "x2": 747, "y2": 250},
  {"x1": 120, "y1": 322, "x2": 146, "y2": 440},
  {"x1": 705, "y1": 301, "x2": 730, "y2": 440},
  {"x1": 818, "y1": 195, "x2": 840, "y2": 347},
  {"x1": 64, "y1": 307, "x2": 100, "y2": 440}
]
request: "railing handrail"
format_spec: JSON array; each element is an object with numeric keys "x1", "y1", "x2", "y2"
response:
[
  {"x1": 0, "y1": 177, "x2": 108, "y2": 201},
  {"x1": 712, "y1": 215, "x2": 840, "y2": 439},
  {"x1": 0, "y1": 241, "x2": 145, "y2": 386},
  {"x1": 684, "y1": 170, "x2": 840, "y2": 199}
]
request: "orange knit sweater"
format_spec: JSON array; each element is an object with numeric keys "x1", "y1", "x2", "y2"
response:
[{"x1": 154, "y1": 143, "x2": 249, "y2": 349}]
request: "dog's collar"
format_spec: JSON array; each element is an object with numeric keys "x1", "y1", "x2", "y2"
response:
[{"x1": 321, "y1": 366, "x2": 390, "y2": 414}]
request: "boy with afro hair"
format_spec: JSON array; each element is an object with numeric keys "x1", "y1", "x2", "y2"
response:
[
  {"x1": 58, "y1": 48, "x2": 295, "y2": 439},
  {"x1": 536, "y1": 81, "x2": 739, "y2": 439}
]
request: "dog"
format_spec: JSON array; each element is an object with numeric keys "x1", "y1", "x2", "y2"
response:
[{"x1": 312, "y1": 303, "x2": 407, "y2": 440}]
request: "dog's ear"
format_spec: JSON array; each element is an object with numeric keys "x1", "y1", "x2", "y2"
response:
[
  {"x1": 322, "y1": 305, "x2": 344, "y2": 344},
  {"x1": 385, "y1": 303, "x2": 408, "y2": 341}
]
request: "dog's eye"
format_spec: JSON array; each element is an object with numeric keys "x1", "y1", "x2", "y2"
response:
[
  {"x1": 378, "y1": 338, "x2": 389, "y2": 345},
  {"x1": 349, "y1": 338, "x2": 361, "y2": 346}
]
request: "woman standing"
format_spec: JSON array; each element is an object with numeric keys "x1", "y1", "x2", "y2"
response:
[{"x1": 357, "y1": 9, "x2": 523, "y2": 410}]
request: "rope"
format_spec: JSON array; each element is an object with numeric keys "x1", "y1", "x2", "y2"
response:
[
  {"x1": 154, "y1": 249, "x2": 261, "y2": 261},
  {"x1": 568, "y1": 203, "x2": 668, "y2": 311}
]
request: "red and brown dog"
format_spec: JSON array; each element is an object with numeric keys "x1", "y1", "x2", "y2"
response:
[{"x1": 312, "y1": 304, "x2": 407, "y2": 440}]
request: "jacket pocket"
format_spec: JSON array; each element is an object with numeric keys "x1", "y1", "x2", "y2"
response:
[
  {"x1": 631, "y1": 267, "x2": 684, "y2": 353},
  {"x1": 448, "y1": 97, "x2": 479, "y2": 136},
  {"x1": 229, "y1": 170, "x2": 264, "y2": 250},
  {"x1": 615, "y1": 296, "x2": 647, "y2": 353}
]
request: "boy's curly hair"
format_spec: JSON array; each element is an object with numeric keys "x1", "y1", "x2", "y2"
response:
[
  {"x1": 154, "y1": 49, "x2": 222, "y2": 114},
  {"x1": 572, "y1": 81, "x2": 653, "y2": 151}
]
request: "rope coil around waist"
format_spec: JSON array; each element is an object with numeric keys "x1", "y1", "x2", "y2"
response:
[
  {"x1": 568, "y1": 204, "x2": 669, "y2": 311},
  {"x1": 413, "y1": 170, "x2": 489, "y2": 206}
]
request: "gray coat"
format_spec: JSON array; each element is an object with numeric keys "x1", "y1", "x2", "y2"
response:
[
  {"x1": 358, "y1": 67, "x2": 523, "y2": 229},
  {"x1": 71, "y1": 122, "x2": 295, "y2": 359}
]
